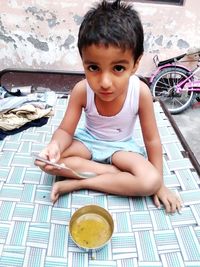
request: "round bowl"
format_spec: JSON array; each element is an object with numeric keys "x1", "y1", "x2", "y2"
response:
[{"x1": 69, "y1": 205, "x2": 114, "y2": 251}]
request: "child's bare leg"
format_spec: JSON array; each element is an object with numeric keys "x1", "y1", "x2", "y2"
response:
[
  {"x1": 51, "y1": 157, "x2": 120, "y2": 203},
  {"x1": 51, "y1": 151, "x2": 181, "y2": 213},
  {"x1": 42, "y1": 140, "x2": 119, "y2": 178},
  {"x1": 61, "y1": 140, "x2": 119, "y2": 174},
  {"x1": 46, "y1": 156, "x2": 120, "y2": 178},
  {"x1": 51, "y1": 152, "x2": 160, "y2": 202}
]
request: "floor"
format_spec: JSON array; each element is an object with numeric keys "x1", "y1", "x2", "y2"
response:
[
  {"x1": 0, "y1": 96, "x2": 200, "y2": 267},
  {"x1": 173, "y1": 102, "x2": 200, "y2": 163}
]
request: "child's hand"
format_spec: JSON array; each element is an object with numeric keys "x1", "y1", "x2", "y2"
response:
[
  {"x1": 153, "y1": 185, "x2": 182, "y2": 213},
  {"x1": 35, "y1": 141, "x2": 61, "y2": 171},
  {"x1": 42, "y1": 141, "x2": 60, "y2": 162}
]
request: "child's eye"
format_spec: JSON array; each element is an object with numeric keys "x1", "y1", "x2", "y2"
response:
[
  {"x1": 88, "y1": 65, "x2": 99, "y2": 72},
  {"x1": 114, "y1": 65, "x2": 125, "y2": 72}
]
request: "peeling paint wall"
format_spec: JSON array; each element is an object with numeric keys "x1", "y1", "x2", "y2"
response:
[
  {"x1": 0, "y1": 0, "x2": 199, "y2": 76},
  {"x1": 137, "y1": 0, "x2": 200, "y2": 75}
]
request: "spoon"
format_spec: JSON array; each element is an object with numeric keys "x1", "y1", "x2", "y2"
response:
[{"x1": 32, "y1": 153, "x2": 97, "y2": 179}]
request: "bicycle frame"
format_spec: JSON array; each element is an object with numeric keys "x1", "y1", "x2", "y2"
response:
[
  {"x1": 150, "y1": 50, "x2": 200, "y2": 114},
  {"x1": 177, "y1": 66, "x2": 200, "y2": 92},
  {"x1": 149, "y1": 63, "x2": 190, "y2": 84},
  {"x1": 150, "y1": 53, "x2": 200, "y2": 92}
]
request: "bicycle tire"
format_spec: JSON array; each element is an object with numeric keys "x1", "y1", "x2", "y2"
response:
[{"x1": 150, "y1": 66, "x2": 194, "y2": 114}]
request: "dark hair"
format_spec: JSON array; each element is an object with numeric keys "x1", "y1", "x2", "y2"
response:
[{"x1": 78, "y1": 0, "x2": 144, "y2": 62}]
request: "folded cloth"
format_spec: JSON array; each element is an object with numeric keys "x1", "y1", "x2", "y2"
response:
[
  {"x1": 0, "y1": 117, "x2": 49, "y2": 140},
  {"x1": 0, "y1": 85, "x2": 22, "y2": 98},
  {"x1": 0, "y1": 91, "x2": 57, "y2": 113},
  {"x1": 0, "y1": 104, "x2": 53, "y2": 131}
]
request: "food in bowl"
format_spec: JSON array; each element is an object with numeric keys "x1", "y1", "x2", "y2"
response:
[{"x1": 69, "y1": 205, "x2": 114, "y2": 250}]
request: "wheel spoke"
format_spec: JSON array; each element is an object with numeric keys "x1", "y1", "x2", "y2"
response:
[{"x1": 150, "y1": 67, "x2": 194, "y2": 114}]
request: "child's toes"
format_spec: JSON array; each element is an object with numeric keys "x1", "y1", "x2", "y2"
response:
[{"x1": 51, "y1": 184, "x2": 60, "y2": 203}]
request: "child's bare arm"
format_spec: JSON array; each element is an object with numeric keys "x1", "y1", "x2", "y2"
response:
[
  {"x1": 41, "y1": 80, "x2": 87, "y2": 161},
  {"x1": 54, "y1": 80, "x2": 86, "y2": 141},
  {"x1": 138, "y1": 81, "x2": 182, "y2": 213},
  {"x1": 138, "y1": 81, "x2": 163, "y2": 174}
]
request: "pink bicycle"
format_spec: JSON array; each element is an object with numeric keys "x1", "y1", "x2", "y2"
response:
[{"x1": 149, "y1": 49, "x2": 200, "y2": 114}]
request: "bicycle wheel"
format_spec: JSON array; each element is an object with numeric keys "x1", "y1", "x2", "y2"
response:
[{"x1": 150, "y1": 67, "x2": 194, "y2": 114}]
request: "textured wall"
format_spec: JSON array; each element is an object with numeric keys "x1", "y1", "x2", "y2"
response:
[
  {"x1": 0, "y1": 0, "x2": 199, "y2": 76},
  {"x1": 138, "y1": 0, "x2": 200, "y2": 75}
]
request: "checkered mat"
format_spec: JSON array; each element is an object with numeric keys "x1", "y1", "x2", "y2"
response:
[{"x1": 0, "y1": 97, "x2": 200, "y2": 267}]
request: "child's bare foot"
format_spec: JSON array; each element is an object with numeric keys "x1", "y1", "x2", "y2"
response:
[{"x1": 51, "y1": 179, "x2": 81, "y2": 203}]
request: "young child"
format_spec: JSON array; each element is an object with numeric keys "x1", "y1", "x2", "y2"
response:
[{"x1": 35, "y1": 0, "x2": 181, "y2": 213}]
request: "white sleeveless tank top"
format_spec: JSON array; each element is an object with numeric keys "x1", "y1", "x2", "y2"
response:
[{"x1": 84, "y1": 75, "x2": 140, "y2": 141}]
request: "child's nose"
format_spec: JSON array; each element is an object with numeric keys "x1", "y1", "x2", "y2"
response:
[{"x1": 100, "y1": 73, "x2": 112, "y2": 89}]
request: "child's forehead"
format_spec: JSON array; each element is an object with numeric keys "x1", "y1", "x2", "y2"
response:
[{"x1": 82, "y1": 44, "x2": 133, "y2": 62}]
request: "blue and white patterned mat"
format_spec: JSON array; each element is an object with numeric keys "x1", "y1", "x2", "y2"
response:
[{"x1": 0, "y1": 97, "x2": 200, "y2": 267}]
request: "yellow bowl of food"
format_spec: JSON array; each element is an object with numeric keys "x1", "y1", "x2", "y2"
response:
[{"x1": 69, "y1": 205, "x2": 114, "y2": 251}]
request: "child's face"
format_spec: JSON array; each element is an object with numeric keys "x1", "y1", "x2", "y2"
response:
[{"x1": 82, "y1": 44, "x2": 140, "y2": 102}]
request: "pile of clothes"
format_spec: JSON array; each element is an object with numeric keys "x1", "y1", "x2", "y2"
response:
[{"x1": 0, "y1": 86, "x2": 57, "y2": 140}]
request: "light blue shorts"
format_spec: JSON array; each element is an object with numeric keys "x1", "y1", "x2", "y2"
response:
[{"x1": 74, "y1": 128, "x2": 145, "y2": 164}]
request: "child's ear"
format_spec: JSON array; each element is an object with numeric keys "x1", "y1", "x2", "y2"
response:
[{"x1": 131, "y1": 55, "x2": 142, "y2": 74}]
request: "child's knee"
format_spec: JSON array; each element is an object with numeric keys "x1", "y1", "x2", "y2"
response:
[{"x1": 142, "y1": 170, "x2": 162, "y2": 196}]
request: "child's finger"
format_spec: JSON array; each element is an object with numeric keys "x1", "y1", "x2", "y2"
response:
[
  {"x1": 176, "y1": 199, "x2": 183, "y2": 214},
  {"x1": 175, "y1": 192, "x2": 183, "y2": 213},
  {"x1": 170, "y1": 200, "x2": 178, "y2": 214},
  {"x1": 153, "y1": 195, "x2": 161, "y2": 209}
]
